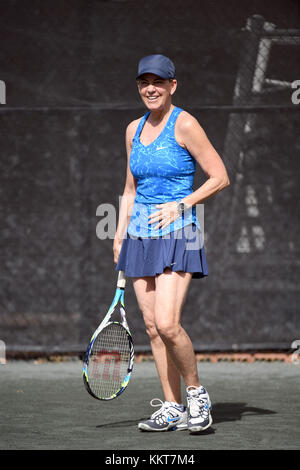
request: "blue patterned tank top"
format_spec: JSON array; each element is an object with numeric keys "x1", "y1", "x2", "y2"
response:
[{"x1": 127, "y1": 106, "x2": 202, "y2": 237}]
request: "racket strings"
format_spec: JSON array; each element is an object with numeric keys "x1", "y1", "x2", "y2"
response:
[{"x1": 88, "y1": 323, "x2": 131, "y2": 399}]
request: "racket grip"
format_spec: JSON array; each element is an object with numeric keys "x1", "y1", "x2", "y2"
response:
[{"x1": 117, "y1": 270, "x2": 126, "y2": 289}]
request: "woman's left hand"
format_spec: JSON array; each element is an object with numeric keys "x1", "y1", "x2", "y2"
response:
[{"x1": 148, "y1": 201, "x2": 181, "y2": 230}]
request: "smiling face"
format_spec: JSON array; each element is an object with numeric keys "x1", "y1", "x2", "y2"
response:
[{"x1": 137, "y1": 73, "x2": 177, "y2": 111}]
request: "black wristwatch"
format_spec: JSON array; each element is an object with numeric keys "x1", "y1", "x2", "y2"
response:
[{"x1": 177, "y1": 200, "x2": 189, "y2": 213}]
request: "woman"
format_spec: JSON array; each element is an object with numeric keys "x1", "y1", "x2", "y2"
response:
[{"x1": 114, "y1": 54, "x2": 230, "y2": 433}]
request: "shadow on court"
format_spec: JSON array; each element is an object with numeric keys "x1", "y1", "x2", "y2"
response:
[
  {"x1": 210, "y1": 402, "x2": 276, "y2": 423},
  {"x1": 0, "y1": 360, "x2": 298, "y2": 450}
]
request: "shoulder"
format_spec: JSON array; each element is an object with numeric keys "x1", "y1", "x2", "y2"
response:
[
  {"x1": 126, "y1": 116, "x2": 143, "y2": 143},
  {"x1": 175, "y1": 110, "x2": 205, "y2": 147},
  {"x1": 176, "y1": 110, "x2": 203, "y2": 133}
]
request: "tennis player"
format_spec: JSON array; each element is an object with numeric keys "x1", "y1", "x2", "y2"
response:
[{"x1": 114, "y1": 54, "x2": 230, "y2": 433}]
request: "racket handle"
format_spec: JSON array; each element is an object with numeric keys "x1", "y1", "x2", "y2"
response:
[{"x1": 117, "y1": 270, "x2": 126, "y2": 289}]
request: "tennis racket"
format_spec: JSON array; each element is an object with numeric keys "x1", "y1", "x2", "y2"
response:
[{"x1": 83, "y1": 270, "x2": 134, "y2": 400}]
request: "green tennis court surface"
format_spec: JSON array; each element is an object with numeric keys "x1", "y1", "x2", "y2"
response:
[{"x1": 0, "y1": 360, "x2": 299, "y2": 450}]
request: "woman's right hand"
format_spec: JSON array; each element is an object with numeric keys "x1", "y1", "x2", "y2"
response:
[{"x1": 113, "y1": 236, "x2": 123, "y2": 264}]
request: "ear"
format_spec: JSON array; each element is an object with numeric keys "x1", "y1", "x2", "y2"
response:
[{"x1": 170, "y1": 79, "x2": 177, "y2": 96}]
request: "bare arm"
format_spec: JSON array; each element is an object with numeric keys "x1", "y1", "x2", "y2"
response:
[
  {"x1": 113, "y1": 119, "x2": 139, "y2": 263},
  {"x1": 176, "y1": 111, "x2": 230, "y2": 208}
]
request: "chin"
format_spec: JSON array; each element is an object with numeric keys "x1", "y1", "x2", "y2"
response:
[{"x1": 144, "y1": 99, "x2": 164, "y2": 110}]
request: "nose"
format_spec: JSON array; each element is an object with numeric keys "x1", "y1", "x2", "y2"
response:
[{"x1": 147, "y1": 84, "x2": 156, "y2": 93}]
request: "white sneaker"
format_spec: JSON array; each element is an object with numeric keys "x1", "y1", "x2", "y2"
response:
[
  {"x1": 186, "y1": 385, "x2": 213, "y2": 433},
  {"x1": 138, "y1": 398, "x2": 188, "y2": 432}
]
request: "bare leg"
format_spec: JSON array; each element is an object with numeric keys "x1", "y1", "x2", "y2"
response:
[
  {"x1": 132, "y1": 276, "x2": 182, "y2": 403},
  {"x1": 154, "y1": 268, "x2": 200, "y2": 388}
]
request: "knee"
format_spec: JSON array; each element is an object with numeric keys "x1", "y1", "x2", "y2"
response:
[
  {"x1": 155, "y1": 316, "x2": 181, "y2": 343},
  {"x1": 142, "y1": 313, "x2": 159, "y2": 341},
  {"x1": 145, "y1": 323, "x2": 159, "y2": 342}
]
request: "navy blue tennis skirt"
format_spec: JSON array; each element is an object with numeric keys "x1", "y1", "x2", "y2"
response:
[{"x1": 115, "y1": 223, "x2": 208, "y2": 279}]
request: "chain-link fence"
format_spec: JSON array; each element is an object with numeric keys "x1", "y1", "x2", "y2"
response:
[{"x1": 0, "y1": 3, "x2": 299, "y2": 356}]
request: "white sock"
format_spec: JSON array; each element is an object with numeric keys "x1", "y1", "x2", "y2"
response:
[{"x1": 166, "y1": 401, "x2": 185, "y2": 412}]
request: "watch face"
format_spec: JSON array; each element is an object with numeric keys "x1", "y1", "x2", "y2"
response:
[{"x1": 178, "y1": 202, "x2": 184, "y2": 212}]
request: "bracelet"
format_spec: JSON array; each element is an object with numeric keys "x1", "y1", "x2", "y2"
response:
[{"x1": 176, "y1": 200, "x2": 189, "y2": 214}]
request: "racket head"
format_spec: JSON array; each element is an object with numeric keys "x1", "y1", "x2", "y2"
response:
[{"x1": 83, "y1": 321, "x2": 134, "y2": 400}]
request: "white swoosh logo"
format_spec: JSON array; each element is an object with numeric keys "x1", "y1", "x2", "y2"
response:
[{"x1": 156, "y1": 146, "x2": 168, "y2": 150}]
